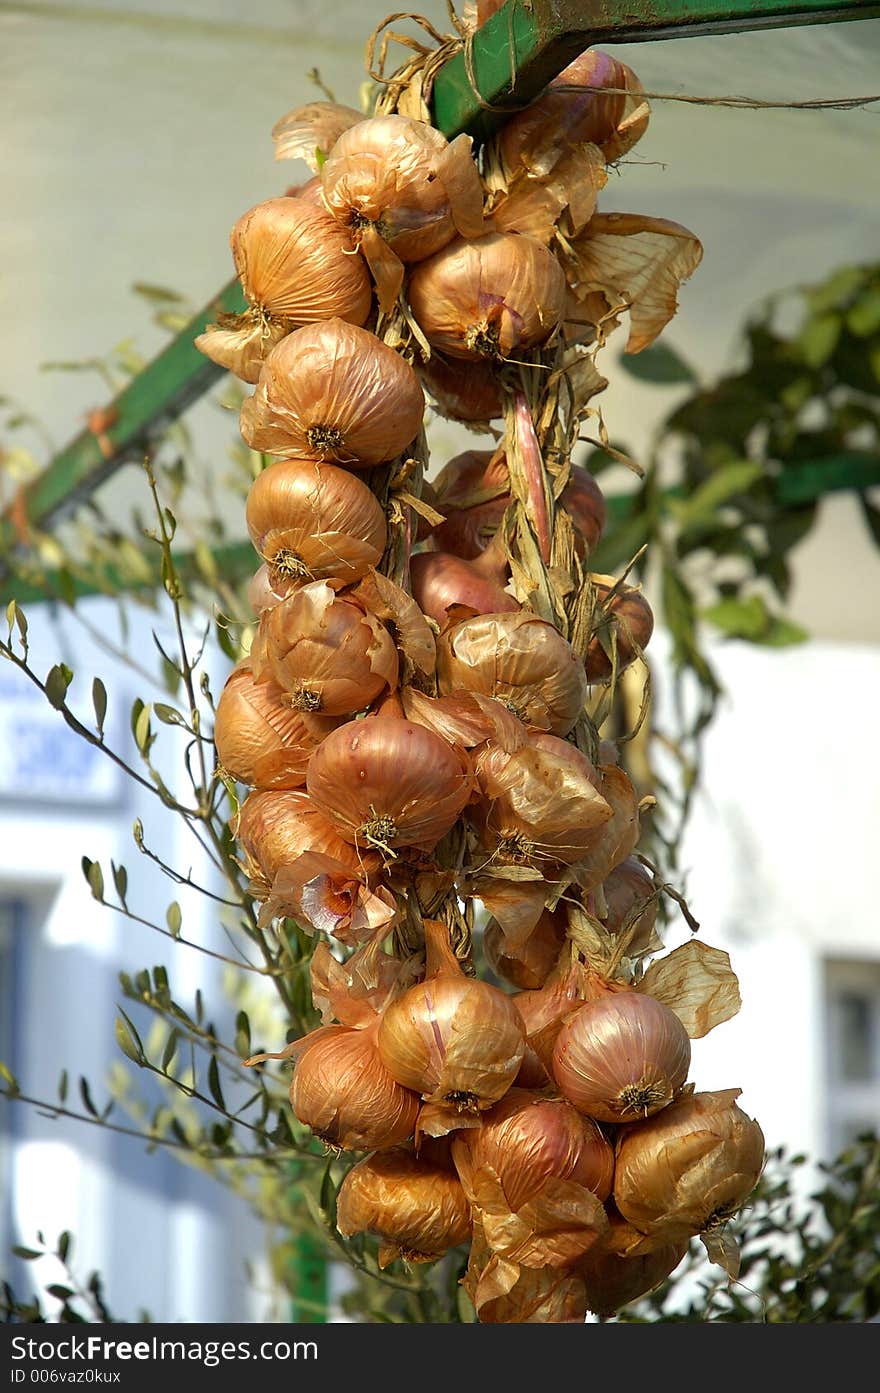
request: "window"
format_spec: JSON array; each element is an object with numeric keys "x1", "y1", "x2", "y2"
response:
[{"x1": 824, "y1": 959, "x2": 880, "y2": 1156}]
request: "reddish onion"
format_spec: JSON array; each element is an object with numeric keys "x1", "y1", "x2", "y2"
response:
[
  {"x1": 306, "y1": 715, "x2": 474, "y2": 855},
  {"x1": 552, "y1": 988, "x2": 691, "y2": 1124}
]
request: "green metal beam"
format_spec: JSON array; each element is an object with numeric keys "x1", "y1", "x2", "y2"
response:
[
  {"x1": 2, "y1": 0, "x2": 878, "y2": 562},
  {"x1": 0, "y1": 277, "x2": 244, "y2": 562},
  {"x1": 432, "y1": 0, "x2": 880, "y2": 138}
]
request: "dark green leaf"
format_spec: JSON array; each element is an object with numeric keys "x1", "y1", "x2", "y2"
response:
[
  {"x1": 47, "y1": 1285, "x2": 74, "y2": 1301},
  {"x1": 79, "y1": 1077, "x2": 99, "y2": 1117},
  {"x1": 57, "y1": 1232, "x2": 72, "y2": 1263},
  {"x1": 57, "y1": 1069, "x2": 68, "y2": 1103},
  {"x1": 12, "y1": 1247, "x2": 42, "y2": 1261},
  {"x1": 319, "y1": 1161, "x2": 337, "y2": 1227},
  {"x1": 618, "y1": 341, "x2": 698, "y2": 385},
  {"x1": 207, "y1": 1056, "x2": 226, "y2": 1111},
  {"x1": 111, "y1": 861, "x2": 128, "y2": 904}
]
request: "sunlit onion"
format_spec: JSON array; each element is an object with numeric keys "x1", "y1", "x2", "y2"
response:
[{"x1": 552, "y1": 988, "x2": 691, "y2": 1123}]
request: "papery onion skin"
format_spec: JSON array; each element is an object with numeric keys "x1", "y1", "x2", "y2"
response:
[
  {"x1": 463, "y1": 1219, "x2": 589, "y2": 1324},
  {"x1": 234, "y1": 788, "x2": 376, "y2": 892},
  {"x1": 497, "y1": 49, "x2": 649, "y2": 171},
  {"x1": 599, "y1": 855, "x2": 658, "y2": 954},
  {"x1": 230, "y1": 198, "x2": 372, "y2": 326},
  {"x1": 552, "y1": 990, "x2": 691, "y2": 1124},
  {"x1": 290, "y1": 1025, "x2": 420, "y2": 1152},
  {"x1": 453, "y1": 1088, "x2": 614, "y2": 1214},
  {"x1": 245, "y1": 459, "x2": 386, "y2": 584},
  {"x1": 471, "y1": 731, "x2": 613, "y2": 869},
  {"x1": 579, "y1": 1214, "x2": 688, "y2": 1317},
  {"x1": 246, "y1": 563, "x2": 301, "y2": 617},
  {"x1": 586, "y1": 574, "x2": 655, "y2": 682},
  {"x1": 613, "y1": 1088, "x2": 766, "y2": 1242},
  {"x1": 306, "y1": 716, "x2": 474, "y2": 853},
  {"x1": 408, "y1": 232, "x2": 567, "y2": 362},
  {"x1": 251, "y1": 581, "x2": 398, "y2": 717},
  {"x1": 336, "y1": 1148, "x2": 472, "y2": 1265},
  {"x1": 437, "y1": 611, "x2": 588, "y2": 737},
  {"x1": 240, "y1": 319, "x2": 425, "y2": 465},
  {"x1": 194, "y1": 312, "x2": 290, "y2": 385},
  {"x1": 571, "y1": 762, "x2": 641, "y2": 894},
  {"x1": 377, "y1": 935, "x2": 526, "y2": 1110},
  {"x1": 213, "y1": 661, "x2": 338, "y2": 789},
  {"x1": 272, "y1": 100, "x2": 364, "y2": 170},
  {"x1": 321, "y1": 115, "x2": 483, "y2": 265},
  {"x1": 483, "y1": 910, "x2": 567, "y2": 990}
]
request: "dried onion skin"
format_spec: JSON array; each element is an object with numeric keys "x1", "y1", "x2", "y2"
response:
[
  {"x1": 407, "y1": 232, "x2": 567, "y2": 362},
  {"x1": 245, "y1": 459, "x2": 387, "y2": 584},
  {"x1": 240, "y1": 319, "x2": 425, "y2": 465},
  {"x1": 613, "y1": 1088, "x2": 765, "y2": 1242},
  {"x1": 336, "y1": 1147, "x2": 472, "y2": 1267}
]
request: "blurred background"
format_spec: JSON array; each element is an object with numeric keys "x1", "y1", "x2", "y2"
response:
[{"x1": 1, "y1": 0, "x2": 879, "y2": 1323}]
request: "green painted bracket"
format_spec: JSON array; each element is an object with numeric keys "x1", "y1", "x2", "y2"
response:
[
  {"x1": 2, "y1": 0, "x2": 878, "y2": 565},
  {"x1": 434, "y1": 0, "x2": 880, "y2": 140}
]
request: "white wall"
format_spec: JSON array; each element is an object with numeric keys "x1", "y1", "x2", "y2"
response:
[{"x1": 0, "y1": 596, "x2": 275, "y2": 1321}]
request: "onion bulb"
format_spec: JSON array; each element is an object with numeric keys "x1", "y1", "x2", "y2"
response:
[
  {"x1": 249, "y1": 579, "x2": 398, "y2": 716},
  {"x1": 321, "y1": 114, "x2": 485, "y2": 311},
  {"x1": 613, "y1": 1089, "x2": 765, "y2": 1242},
  {"x1": 287, "y1": 1023, "x2": 420, "y2": 1152},
  {"x1": 496, "y1": 49, "x2": 649, "y2": 173},
  {"x1": 377, "y1": 918, "x2": 526, "y2": 1114},
  {"x1": 454, "y1": 1088, "x2": 614, "y2": 1214},
  {"x1": 234, "y1": 787, "x2": 374, "y2": 896},
  {"x1": 585, "y1": 574, "x2": 655, "y2": 683},
  {"x1": 213, "y1": 660, "x2": 337, "y2": 789},
  {"x1": 240, "y1": 319, "x2": 425, "y2": 465},
  {"x1": 579, "y1": 1212, "x2": 688, "y2": 1317},
  {"x1": 552, "y1": 988, "x2": 691, "y2": 1123},
  {"x1": 431, "y1": 451, "x2": 605, "y2": 561},
  {"x1": 306, "y1": 715, "x2": 474, "y2": 855},
  {"x1": 407, "y1": 232, "x2": 567, "y2": 362},
  {"x1": 245, "y1": 459, "x2": 386, "y2": 584},
  {"x1": 419, "y1": 353, "x2": 503, "y2": 424},
  {"x1": 336, "y1": 1147, "x2": 471, "y2": 1267},
  {"x1": 410, "y1": 533, "x2": 518, "y2": 628},
  {"x1": 470, "y1": 731, "x2": 613, "y2": 869},
  {"x1": 437, "y1": 611, "x2": 588, "y2": 736},
  {"x1": 230, "y1": 197, "x2": 372, "y2": 326}
]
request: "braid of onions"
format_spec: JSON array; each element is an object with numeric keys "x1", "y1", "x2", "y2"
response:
[{"x1": 201, "y1": 15, "x2": 763, "y2": 1324}]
